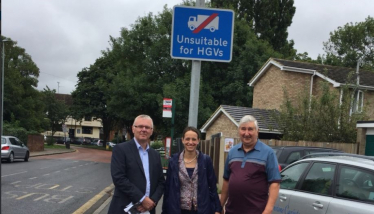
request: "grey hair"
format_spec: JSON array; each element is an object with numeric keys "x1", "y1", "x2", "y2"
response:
[
  {"x1": 239, "y1": 115, "x2": 258, "y2": 130},
  {"x1": 133, "y1": 114, "x2": 154, "y2": 128}
]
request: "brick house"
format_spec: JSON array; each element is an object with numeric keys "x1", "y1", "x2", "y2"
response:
[
  {"x1": 249, "y1": 58, "x2": 374, "y2": 155},
  {"x1": 249, "y1": 58, "x2": 374, "y2": 118},
  {"x1": 200, "y1": 105, "x2": 281, "y2": 140}
]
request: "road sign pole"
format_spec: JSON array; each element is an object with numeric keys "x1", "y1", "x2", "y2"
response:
[
  {"x1": 188, "y1": 0, "x2": 205, "y2": 128},
  {"x1": 188, "y1": 61, "x2": 201, "y2": 128},
  {"x1": 196, "y1": 0, "x2": 205, "y2": 7}
]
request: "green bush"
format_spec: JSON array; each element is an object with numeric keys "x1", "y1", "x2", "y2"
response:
[
  {"x1": 151, "y1": 140, "x2": 164, "y2": 150},
  {"x1": 3, "y1": 123, "x2": 38, "y2": 146}
]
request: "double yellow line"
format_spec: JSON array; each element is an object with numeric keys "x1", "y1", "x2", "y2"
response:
[{"x1": 72, "y1": 183, "x2": 114, "y2": 214}]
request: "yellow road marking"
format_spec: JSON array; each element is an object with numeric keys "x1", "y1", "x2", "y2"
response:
[{"x1": 72, "y1": 183, "x2": 114, "y2": 214}]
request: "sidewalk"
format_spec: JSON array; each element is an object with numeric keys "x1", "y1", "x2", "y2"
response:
[
  {"x1": 93, "y1": 193, "x2": 163, "y2": 214},
  {"x1": 30, "y1": 147, "x2": 76, "y2": 157}
]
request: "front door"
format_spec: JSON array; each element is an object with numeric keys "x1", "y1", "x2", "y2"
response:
[{"x1": 365, "y1": 135, "x2": 374, "y2": 156}]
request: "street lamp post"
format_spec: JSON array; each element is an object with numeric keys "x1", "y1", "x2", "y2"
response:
[{"x1": 1, "y1": 39, "x2": 10, "y2": 136}]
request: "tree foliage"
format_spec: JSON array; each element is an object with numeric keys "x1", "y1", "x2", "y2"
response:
[
  {"x1": 212, "y1": 0, "x2": 296, "y2": 57},
  {"x1": 70, "y1": 55, "x2": 120, "y2": 146},
  {"x1": 323, "y1": 16, "x2": 374, "y2": 71},
  {"x1": 275, "y1": 79, "x2": 368, "y2": 143},
  {"x1": 42, "y1": 87, "x2": 69, "y2": 144},
  {"x1": 2, "y1": 37, "x2": 47, "y2": 132}
]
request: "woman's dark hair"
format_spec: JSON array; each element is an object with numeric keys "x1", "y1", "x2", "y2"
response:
[{"x1": 182, "y1": 126, "x2": 200, "y2": 139}]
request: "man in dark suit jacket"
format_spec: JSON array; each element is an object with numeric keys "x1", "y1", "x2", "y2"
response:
[{"x1": 108, "y1": 115, "x2": 165, "y2": 214}]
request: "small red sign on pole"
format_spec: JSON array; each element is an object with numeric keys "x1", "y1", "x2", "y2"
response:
[{"x1": 163, "y1": 98, "x2": 173, "y2": 118}]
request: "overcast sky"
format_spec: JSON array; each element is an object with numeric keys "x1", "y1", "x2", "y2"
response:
[{"x1": 3, "y1": 0, "x2": 374, "y2": 94}]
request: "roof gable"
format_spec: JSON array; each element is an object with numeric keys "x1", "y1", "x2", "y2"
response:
[
  {"x1": 200, "y1": 105, "x2": 281, "y2": 134},
  {"x1": 249, "y1": 58, "x2": 374, "y2": 90}
]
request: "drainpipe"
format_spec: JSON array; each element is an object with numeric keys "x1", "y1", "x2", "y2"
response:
[
  {"x1": 338, "y1": 87, "x2": 344, "y2": 127},
  {"x1": 309, "y1": 71, "x2": 316, "y2": 112},
  {"x1": 356, "y1": 58, "x2": 361, "y2": 86},
  {"x1": 351, "y1": 58, "x2": 362, "y2": 115}
]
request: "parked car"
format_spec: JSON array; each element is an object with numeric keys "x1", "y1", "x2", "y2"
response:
[
  {"x1": 71, "y1": 137, "x2": 84, "y2": 145},
  {"x1": 71, "y1": 137, "x2": 92, "y2": 145},
  {"x1": 108, "y1": 142, "x2": 116, "y2": 148},
  {"x1": 56, "y1": 137, "x2": 70, "y2": 144},
  {"x1": 271, "y1": 146, "x2": 343, "y2": 170},
  {"x1": 273, "y1": 153, "x2": 374, "y2": 214},
  {"x1": 91, "y1": 138, "x2": 99, "y2": 145},
  {"x1": 82, "y1": 137, "x2": 92, "y2": 145},
  {"x1": 92, "y1": 139, "x2": 103, "y2": 146},
  {"x1": 1, "y1": 136, "x2": 30, "y2": 163}
]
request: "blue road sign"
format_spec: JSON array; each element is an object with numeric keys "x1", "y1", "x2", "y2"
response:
[{"x1": 171, "y1": 6, "x2": 234, "y2": 62}]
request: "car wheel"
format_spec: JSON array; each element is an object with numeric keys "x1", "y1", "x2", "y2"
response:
[
  {"x1": 24, "y1": 152, "x2": 29, "y2": 162},
  {"x1": 8, "y1": 152, "x2": 14, "y2": 163}
]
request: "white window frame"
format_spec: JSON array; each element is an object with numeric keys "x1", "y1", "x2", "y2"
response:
[{"x1": 351, "y1": 90, "x2": 364, "y2": 114}]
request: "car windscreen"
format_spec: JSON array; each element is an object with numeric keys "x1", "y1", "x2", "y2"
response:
[{"x1": 1, "y1": 137, "x2": 6, "y2": 144}]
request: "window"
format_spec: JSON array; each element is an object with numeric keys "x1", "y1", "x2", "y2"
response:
[
  {"x1": 286, "y1": 152, "x2": 302, "y2": 164},
  {"x1": 352, "y1": 90, "x2": 364, "y2": 113},
  {"x1": 9, "y1": 138, "x2": 19, "y2": 145},
  {"x1": 82, "y1": 126, "x2": 93, "y2": 134},
  {"x1": 300, "y1": 162, "x2": 336, "y2": 195},
  {"x1": 77, "y1": 129, "x2": 81, "y2": 134},
  {"x1": 280, "y1": 162, "x2": 309, "y2": 190},
  {"x1": 337, "y1": 166, "x2": 374, "y2": 202}
]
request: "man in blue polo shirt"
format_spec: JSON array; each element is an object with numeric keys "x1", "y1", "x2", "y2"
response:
[{"x1": 220, "y1": 115, "x2": 281, "y2": 214}]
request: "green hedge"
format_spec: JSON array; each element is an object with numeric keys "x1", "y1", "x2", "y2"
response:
[{"x1": 3, "y1": 123, "x2": 39, "y2": 145}]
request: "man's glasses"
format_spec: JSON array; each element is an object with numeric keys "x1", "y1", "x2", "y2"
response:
[{"x1": 134, "y1": 125, "x2": 153, "y2": 131}]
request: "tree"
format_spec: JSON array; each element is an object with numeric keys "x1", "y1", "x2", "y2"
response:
[
  {"x1": 212, "y1": 0, "x2": 296, "y2": 57},
  {"x1": 323, "y1": 16, "x2": 374, "y2": 71},
  {"x1": 71, "y1": 56, "x2": 120, "y2": 147},
  {"x1": 106, "y1": 8, "x2": 192, "y2": 138},
  {"x1": 42, "y1": 87, "x2": 69, "y2": 145},
  {"x1": 275, "y1": 79, "x2": 368, "y2": 143},
  {"x1": 2, "y1": 36, "x2": 47, "y2": 132}
]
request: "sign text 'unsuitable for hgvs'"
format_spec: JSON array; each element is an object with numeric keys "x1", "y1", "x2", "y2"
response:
[{"x1": 171, "y1": 6, "x2": 234, "y2": 62}]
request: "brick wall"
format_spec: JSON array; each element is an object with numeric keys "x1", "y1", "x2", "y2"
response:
[
  {"x1": 27, "y1": 135, "x2": 44, "y2": 152},
  {"x1": 205, "y1": 113, "x2": 238, "y2": 140},
  {"x1": 364, "y1": 90, "x2": 374, "y2": 119},
  {"x1": 252, "y1": 65, "x2": 312, "y2": 110}
]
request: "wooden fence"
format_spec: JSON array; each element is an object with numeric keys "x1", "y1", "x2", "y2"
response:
[
  {"x1": 200, "y1": 138, "x2": 221, "y2": 180},
  {"x1": 260, "y1": 139, "x2": 359, "y2": 154}
]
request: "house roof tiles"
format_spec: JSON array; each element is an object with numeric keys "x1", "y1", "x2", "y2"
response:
[
  {"x1": 200, "y1": 105, "x2": 280, "y2": 133},
  {"x1": 273, "y1": 58, "x2": 374, "y2": 87}
]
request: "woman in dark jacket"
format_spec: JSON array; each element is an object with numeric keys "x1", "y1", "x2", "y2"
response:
[{"x1": 162, "y1": 126, "x2": 222, "y2": 214}]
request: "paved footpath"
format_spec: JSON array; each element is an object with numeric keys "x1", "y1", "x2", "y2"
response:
[{"x1": 30, "y1": 147, "x2": 76, "y2": 157}]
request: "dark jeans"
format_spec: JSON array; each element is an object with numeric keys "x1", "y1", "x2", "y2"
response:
[{"x1": 181, "y1": 209, "x2": 198, "y2": 214}]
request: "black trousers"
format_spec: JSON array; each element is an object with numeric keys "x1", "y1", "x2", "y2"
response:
[{"x1": 181, "y1": 209, "x2": 198, "y2": 214}]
